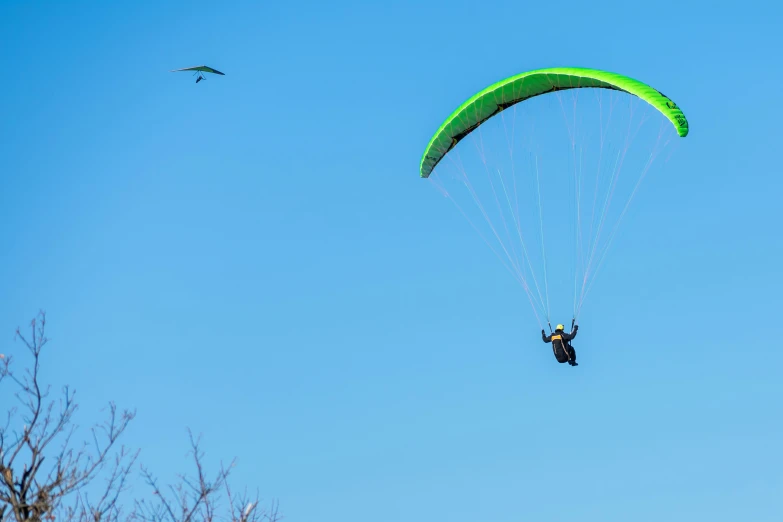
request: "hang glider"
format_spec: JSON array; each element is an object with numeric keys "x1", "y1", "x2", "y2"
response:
[{"x1": 171, "y1": 65, "x2": 225, "y2": 83}]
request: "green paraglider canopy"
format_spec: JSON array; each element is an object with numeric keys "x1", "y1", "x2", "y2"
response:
[
  {"x1": 418, "y1": 66, "x2": 690, "y2": 329},
  {"x1": 420, "y1": 67, "x2": 689, "y2": 178}
]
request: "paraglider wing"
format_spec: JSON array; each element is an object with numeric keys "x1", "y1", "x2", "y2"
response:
[
  {"x1": 170, "y1": 65, "x2": 225, "y2": 76},
  {"x1": 419, "y1": 67, "x2": 689, "y2": 178}
]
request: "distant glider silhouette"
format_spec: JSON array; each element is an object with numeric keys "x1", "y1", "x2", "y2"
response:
[{"x1": 171, "y1": 65, "x2": 225, "y2": 83}]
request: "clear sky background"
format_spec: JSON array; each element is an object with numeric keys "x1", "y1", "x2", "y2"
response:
[{"x1": 2, "y1": 1, "x2": 782, "y2": 521}]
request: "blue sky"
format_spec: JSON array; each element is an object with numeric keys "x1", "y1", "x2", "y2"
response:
[{"x1": 1, "y1": 1, "x2": 782, "y2": 521}]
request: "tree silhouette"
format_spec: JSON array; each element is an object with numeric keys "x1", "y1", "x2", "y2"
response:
[{"x1": 1, "y1": 312, "x2": 279, "y2": 522}]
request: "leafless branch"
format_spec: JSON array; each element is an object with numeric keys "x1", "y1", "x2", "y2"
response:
[
  {"x1": 135, "y1": 430, "x2": 281, "y2": 522},
  {"x1": 0, "y1": 312, "x2": 138, "y2": 522},
  {"x1": 1, "y1": 313, "x2": 280, "y2": 522}
]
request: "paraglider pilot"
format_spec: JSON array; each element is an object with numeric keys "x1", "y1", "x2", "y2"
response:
[{"x1": 542, "y1": 323, "x2": 579, "y2": 366}]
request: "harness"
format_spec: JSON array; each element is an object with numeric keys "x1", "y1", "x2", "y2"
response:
[{"x1": 549, "y1": 333, "x2": 571, "y2": 361}]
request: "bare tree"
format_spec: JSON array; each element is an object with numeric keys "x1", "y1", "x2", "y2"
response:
[
  {"x1": 0, "y1": 313, "x2": 281, "y2": 522},
  {"x1": 0, "y1": 312, "x2": 138, "y2": 522},
  {"x1": 135, "y1": 430, "x2": 281, "y2": 522}
]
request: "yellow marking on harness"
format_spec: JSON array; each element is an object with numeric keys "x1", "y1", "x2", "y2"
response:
[{"x1": 551, "y1": 334, "x2": 562, "y2": 341}]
